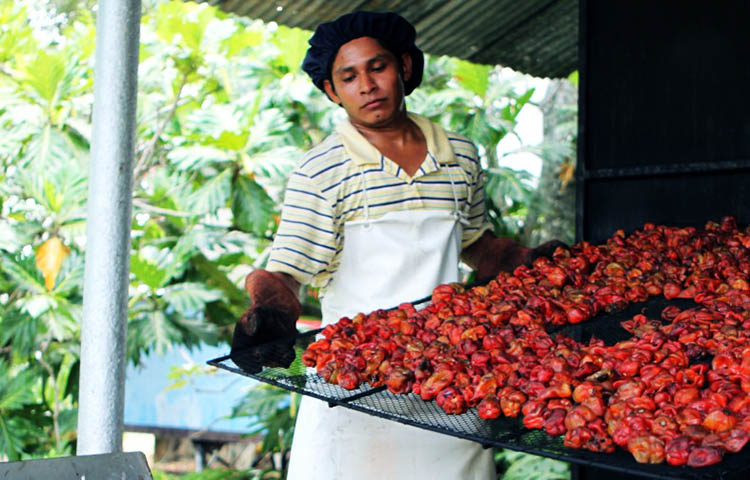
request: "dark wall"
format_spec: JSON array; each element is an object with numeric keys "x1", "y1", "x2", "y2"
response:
[{"x1": 577, "y1": 1, "x2": 750, "y2": 243}]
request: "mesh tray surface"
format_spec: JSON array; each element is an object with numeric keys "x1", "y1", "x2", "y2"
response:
[{"x1": 209, "y1": 298, "x2": 750, "y2": 480}]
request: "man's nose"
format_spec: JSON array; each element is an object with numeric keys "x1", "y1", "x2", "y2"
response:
[{"x1": 359, "y1": 74, "x2": 376, "y2": 94}]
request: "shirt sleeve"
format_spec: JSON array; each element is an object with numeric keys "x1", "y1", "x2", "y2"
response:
[
  {"x1": 461, "y1": 144, "x2": 493, "y2": 249},
  {"x1": 266, "y1": 169, "x2": 338, "y2": 286}
]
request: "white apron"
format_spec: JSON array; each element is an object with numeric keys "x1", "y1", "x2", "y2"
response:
[{"x1": 286, "y1": 188, "x2": 495, "y2": 479}]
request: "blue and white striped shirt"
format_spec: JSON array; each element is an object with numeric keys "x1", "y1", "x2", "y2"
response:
[{"x1": 267, "y1": 113, "x2": 491, "y2": 292}]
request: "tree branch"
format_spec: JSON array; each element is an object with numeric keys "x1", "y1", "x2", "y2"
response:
[
  {"x1": 134, "y1": 70, "x2": 190, "y2": 178},
  {"x1": 132, "y1": 198, "x2": 197, "y2": 218}
]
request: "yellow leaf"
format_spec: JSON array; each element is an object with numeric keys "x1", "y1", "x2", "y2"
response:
[
  {"x1": 36, "y1": 237, "x2": 70, "y2": 291},
  {"x1": 558, "y1": 160, "x2": 576, "y2": 190}
]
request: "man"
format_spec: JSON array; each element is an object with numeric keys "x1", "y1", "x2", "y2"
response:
[{"x1": 233, "y1": 11, "x2": 563, "y2": 479}]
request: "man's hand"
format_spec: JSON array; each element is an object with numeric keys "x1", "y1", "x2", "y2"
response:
[
  {"x1": 462, "y1": 231, "x2": 568, "y2": 282},
  {"x1": 231, "y1": 269, "x2": 301, "y2": 372}
]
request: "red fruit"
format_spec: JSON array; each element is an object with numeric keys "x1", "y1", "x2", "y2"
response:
[
  {"x1": 663, "y1": 283, "x2": 681, "y2": 300},
  {"x1": 566, "y1": 306, "x2": 587, "y2": 324},
  {"x1": 627, "y1": 435, "x2": 665, "y2": 464},
  {"x1": 420, "y1": 369, "x2": 455, "y2": 400},
  {"x1": 477, "y1": 396, "x2": 502, "y2": 419},
  {"x1": 544, "y1": 408, "x2": 567, "y2": 436},
  {"x1": 546, "y1": 267, "x2": 567, "y2": 288},
  {"x1": 703, "y1": 409, "x2": 736, "y2": 433},
  {"x1": 687, "y1": 446, "x2": 722, "y2": 467},
  {"x1": 665, "y1": 436, "x2": 692, "y2": 466},
  {"x1": 384, "y1": 366, "x2": 414, "y2": 394}
]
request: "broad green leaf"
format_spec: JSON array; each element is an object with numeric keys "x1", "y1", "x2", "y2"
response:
[
  {"x1": 223, "y1": 28, "x2": 264, "y2": 57},
  {"x1": 51, "y1": 250, "x2": 84, "y2": 296},
  {"x1": 1, "y1": 253, "x2": 46, "y2": 294},
  {"x1": 452, "y1": 59, "x2": 491, "y2": 98},
  {"x1": 162, "y1": 281, "x2": 224, "y2": 316},
  {"x1": 21, "y1": 125, "x2": 74, "y2": 171},
  {"x1": 172, "y1": 316, "x2": 219, "y2": 346},
  {"x1": 154, "y1": 1, "x2": 216, "y2": 53},
  {"x1": 137, "y1": 310, "x2": 181, "y2": 356},
  {"x1": 246, "y1": 108, "x2": 294, "y2": 152},
  {"x1": 231, "y1": 175, "x2": 276, "y2": 237},
  {"x1": 0, "y1": 221, "x2": 27, "y2": 253},
  {"x1": 272, "y1": 26, "x2": 311, "y2": 75},
  {"x1": 17, "y1": 50, "x2": 67, "y2": 106},
  {"x1": 0, "y1": 308, "x2": 39, "y2": 359},
  {"x1": 43, "y1": 303, "x2": 79, "y2": 341},
  {"x1": 167, "y1": 145, "x2": 233, "y2": 171},
  {"x1": 186, "y1": 167, "x2": 232, "y2": 215},
  {"x1": 0, "y1": 2, "x2": 36, "y2": 63},
  {"x1": 0, "y1": 361, "x2": 35, "y2": 411},
  {"x1": 36, "y1": 237, "x2": 71, "y2": 291},
  {"x1": 46, "y1": 352, "x2": 78, "y2": 408},
  {"x1": 142, "y1": 220, "x2": 167, "y2": 241},
  {"x1": 0, "y1": 416, "x2": 31, "y2": 461},
  {"x1": 215, "y1": 130, "x2": 248, "y2": 150},
  {"x1": 43, "y1": 178, "x2": 62, "y2": 213},
  {"x1": 192, "y1": 253, "x2": 247, "y2": 310},
  {"x1": 496, "y1": 450, "x2": 569, "y2": 480},
  {"x1": 62, "y1": 10, "x2": 97, "y2": 61},
  {"x1": 232, "y1": 383, "x2": 290, "y2": 419},
  {"x1": 130, "y1": 254, "x2": 169, "y2": 290},
  {"x1": 18, "y1": 294, "x2": 57, "y2": 319},
  {"x1": 500, "y1": 87, "x2": 535, "y2": 124},
  {"x1": 160, "y1": 231, "x2": 198, "y2": 283}
]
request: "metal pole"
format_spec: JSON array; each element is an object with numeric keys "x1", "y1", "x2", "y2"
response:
[{"x1": 77, "y1": 0, "x2": 141, "y2": 455}]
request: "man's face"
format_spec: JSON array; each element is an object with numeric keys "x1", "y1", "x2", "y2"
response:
[{"x1": 324, "y1": 37, "x2": 412, "y2": 129}]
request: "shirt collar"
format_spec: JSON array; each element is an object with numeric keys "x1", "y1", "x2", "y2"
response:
[{"x1": 335, "y1": 112, "x2": 457, "y2": 167}]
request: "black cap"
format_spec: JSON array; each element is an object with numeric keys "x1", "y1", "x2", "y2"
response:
[{"x1": 301, "y1": 11, "x2": 424, "y2": 96}]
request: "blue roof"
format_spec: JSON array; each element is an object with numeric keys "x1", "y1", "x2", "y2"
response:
[{"x1": 124, "y1": 344, "x2": 255, "y2": 434}]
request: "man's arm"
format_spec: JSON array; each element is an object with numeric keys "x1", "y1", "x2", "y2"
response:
[
  {"x1": 462, "y1": 231, "x2": 568, "y2": 282},
  {"x1": 461, "y1": 231, "x2": 531, "y2": 281}
]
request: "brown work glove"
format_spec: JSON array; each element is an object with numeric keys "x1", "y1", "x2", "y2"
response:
[
  {"x1": 465, "y1": 232, "x2": 568, "y2": 282},
  {"x1": 230, "y1": 269, "x2": 301, "y2": 372}
]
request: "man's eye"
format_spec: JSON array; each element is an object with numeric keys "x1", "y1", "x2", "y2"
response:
[
  {"x1": 342, "y1": 76, "x2": 354, "y2": 82},
  {"x1": 372, "y1": 65, "x2": 385, "y2": 71}
]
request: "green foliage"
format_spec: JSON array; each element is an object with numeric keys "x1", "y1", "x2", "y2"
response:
[
  {"x1": 1, "y1": 0, "x2": 575, "y2": 469},
  {"x1": 410, "y1": 57, "x2": 545, "y2": 240},
  {"x1": 231, "y1": 386, "x2": 300, "y2": 458},
  {"x1": 495, "y1": 450, "x2": 570, "y2": 480},
  {"x1": 232, "y1": 175, "x2": 276, "y2": 237},
  {"x1": 153, "y1": 467, "x2": 280, "y2": 480}
]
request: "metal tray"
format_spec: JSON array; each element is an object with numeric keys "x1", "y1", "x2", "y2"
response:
[{"x1": 208, "y1": 297, "x2": 750, "y2": 480}]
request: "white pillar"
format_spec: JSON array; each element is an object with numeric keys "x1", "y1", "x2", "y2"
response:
[{"x1": 77, "y1": 0, "x2": 141, "y2": 455}]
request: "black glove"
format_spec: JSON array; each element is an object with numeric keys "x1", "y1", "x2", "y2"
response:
[{"x1": 230, "y1": 269, "x2": 301, "y2": 373}]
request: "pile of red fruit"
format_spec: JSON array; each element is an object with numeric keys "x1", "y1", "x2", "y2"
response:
[{"x1": 301, "y1": 217, "x2": 750, "y2": 467}]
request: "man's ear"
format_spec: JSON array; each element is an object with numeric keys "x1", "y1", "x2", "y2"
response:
[
  {"x1": 400, "y1": 52, "x2": 413, "y2": 83},
  {"x1": 323, "y1": 79, "x2": 341, "y2": 105}
]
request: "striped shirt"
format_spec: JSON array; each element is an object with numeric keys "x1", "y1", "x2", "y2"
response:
[{"x1": 266, "y1": 113, "x2": 492, "y2": 293}]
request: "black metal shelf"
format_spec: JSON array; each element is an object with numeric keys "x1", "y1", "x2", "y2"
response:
[
  {"x1": 582, "y1": 159, "x2": 750, "y2": 180},
  {"x1": 209, "y1": 297, "x2": 750, "y2": 480}
]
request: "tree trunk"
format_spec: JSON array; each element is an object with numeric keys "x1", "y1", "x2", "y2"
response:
[{"x1": 523, "y1": 79, "x2": 577, "y2": 246}]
